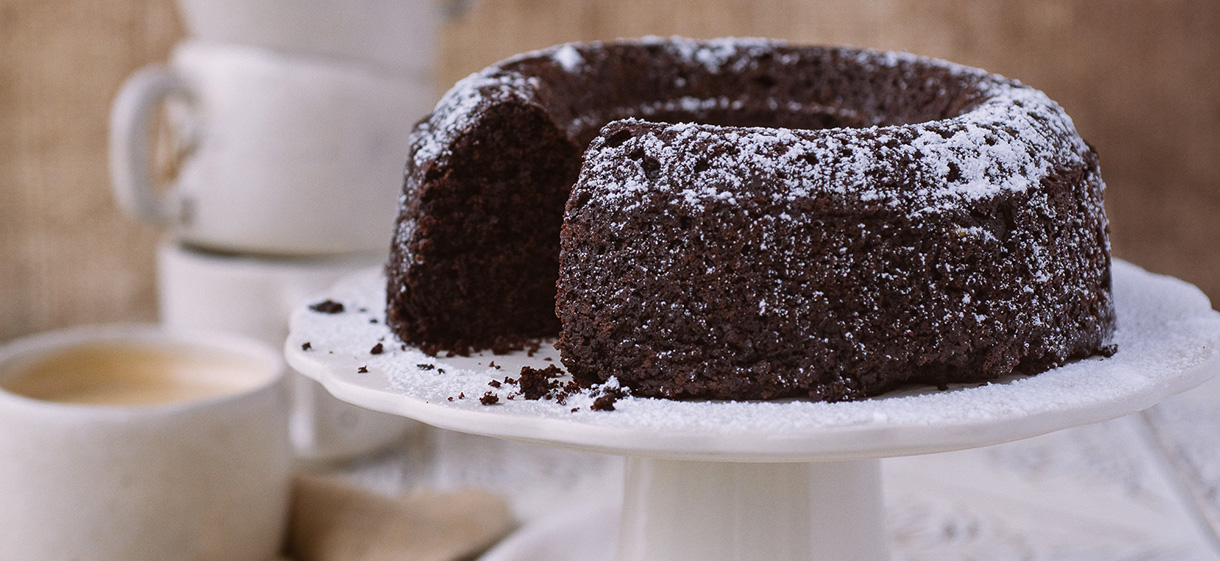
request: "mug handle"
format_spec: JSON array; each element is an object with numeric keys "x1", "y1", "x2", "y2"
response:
[{"x1": 109, "y1": 66, "x2": 195, "y2": 226}]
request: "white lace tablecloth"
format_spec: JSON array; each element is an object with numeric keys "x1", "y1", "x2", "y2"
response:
[{"x1": 886, "y1": 375, "x2": 1220, "y2": 561}]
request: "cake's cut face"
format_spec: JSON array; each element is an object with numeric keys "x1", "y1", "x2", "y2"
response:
[
  {"x1": 388, "y1": 38, "x2": 1115, "y2": 400},
  {"x1": 388, "y1": 98, "x2": 581, "y2": 354}
]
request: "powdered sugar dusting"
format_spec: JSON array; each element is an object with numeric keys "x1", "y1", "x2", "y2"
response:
[
  {"x1": 552, "y1": 44, "x2": 584, "y2": 72},
  {"x1": 645, "y1": 35, "x2": 778, "y2": 71},
  {"x1": 407, "y1": 69, "x2": 539, "y2": 170},
  {"x1": 577, "y1": 82, "x2": 1083, "y2": 216},
  {"x1": 287, "y1": 261, "x2": 1220, "y2": 460},
  {"x1": 408, "y1": 37, "x2": 1091, "y2": 221}
]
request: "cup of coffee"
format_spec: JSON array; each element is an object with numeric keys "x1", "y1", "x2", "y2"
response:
[
  {"x1": 109, "y1": 40, "x2": 436, "y2": 256},
  {"x1": 0, "y1": 324, "x2": 292, "y2": 561},
  {"x1": 156, "y1": 238, "x2": 419, "y2": 462}
]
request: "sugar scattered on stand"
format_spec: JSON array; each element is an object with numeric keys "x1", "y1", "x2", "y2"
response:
[{"x1": 288, "y1": 262, "x2": 1220, "y2": 437}]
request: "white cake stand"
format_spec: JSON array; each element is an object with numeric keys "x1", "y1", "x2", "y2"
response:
[{"x1": 285, "y1": 260, "x2": 1220, "y2": 561}]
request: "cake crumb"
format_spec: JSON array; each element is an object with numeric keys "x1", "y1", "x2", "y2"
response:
[
  {"x1": 591, "y1": 394, "x2": 617, "y2": 411},
  {"x1": 518, "y1": 365, "x2": 565, "y2": 400},
  {"x1": 370, "y1": 343, "x2": 384, "y2": 355},
  {"x1": 589, "y1": 380, "x2": 628, "y2": 411},
  {"x1": 480, "y1": 392, "x2": 500, "y2": 405},
  {"x1": 357, "y1": 366, "x2": 369, "y2": 374},
  {"x1": 475, "y1": 364, "x2": 627, "y2": 412},
  {"x1": 301, "y1": 342, "x2": 312, "y2": 351},
  {"x1": 309, "y1": 300, "x2": 345, "y2": 314}
]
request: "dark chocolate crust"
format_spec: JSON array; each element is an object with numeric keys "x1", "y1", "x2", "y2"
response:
[
  {"x1": 387, "y1": 38, "x2": 1115, "y2": 400},
  {"x1": 558, "y1": 119, "x2": 1113, "y2": 400}
]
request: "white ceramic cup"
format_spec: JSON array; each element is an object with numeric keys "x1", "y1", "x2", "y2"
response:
[
  {"x1": 157, "y1": 239, "x2": 418, "y2": 462},
  {"x1": 110, "y1": 40, "x2": 435, "y2": 256},
  {"x1": 0, "y1": 324, "x2": 292, "y2": 561},
  {"x1": 175, "y1": 0, "x2": 440, "y2": 75}
]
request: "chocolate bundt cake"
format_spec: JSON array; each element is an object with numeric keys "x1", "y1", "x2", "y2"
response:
[{"x1": 387, "y1": 37, "x2": 1115, "y2": 401}]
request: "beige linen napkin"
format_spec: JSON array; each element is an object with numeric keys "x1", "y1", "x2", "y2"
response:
[{"x1": 285, "y1": 475, "x2": 516, "y2": 561}]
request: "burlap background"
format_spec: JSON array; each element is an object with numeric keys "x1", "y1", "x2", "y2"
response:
[{"x1": 2, "y1": 0, "x2": 1217, "y2": 341}]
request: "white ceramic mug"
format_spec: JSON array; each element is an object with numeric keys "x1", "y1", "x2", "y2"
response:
[
  {"x1": 175, "y1": 0, "x2": 441, "y2": 75},
  {"x1": 157, "y1": 239, "x2": 419, "y2": 462},
  {"x1": 110, "y1": 40, "x2": 435, "y2": 256},
  {"x1": 0, "y1": 324, "x2": 292, "y2": 561}
]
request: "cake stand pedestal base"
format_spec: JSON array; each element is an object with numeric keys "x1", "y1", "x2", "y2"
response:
[{"x1": 618, "y1": 458, "x2": 886, "y2": 561}]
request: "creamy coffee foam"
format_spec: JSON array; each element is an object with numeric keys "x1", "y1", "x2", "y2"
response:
[{"x1": 1, "y1": 343, "x2": 266, "y2": 406}]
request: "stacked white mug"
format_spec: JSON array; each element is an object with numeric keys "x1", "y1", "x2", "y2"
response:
[{"x1": 110, "y1": 0, "x2": 440, "y2": 462}]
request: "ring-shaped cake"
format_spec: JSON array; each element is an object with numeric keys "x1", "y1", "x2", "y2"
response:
[{"x1": 386, "y1": 37, "x2": 1114, "y2": 401}]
